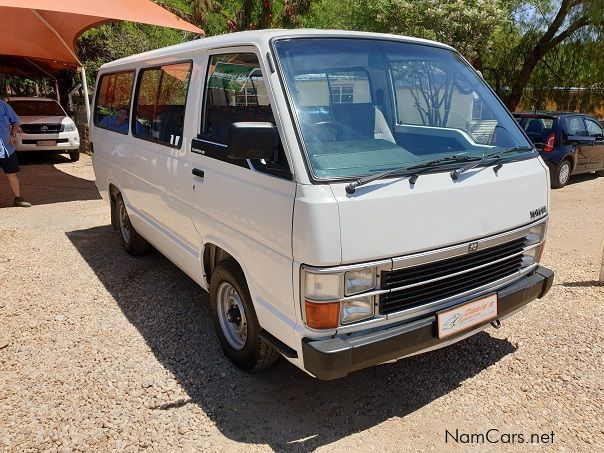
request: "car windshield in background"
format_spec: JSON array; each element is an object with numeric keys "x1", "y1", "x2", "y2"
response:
[
  {"x1": 9, "y1": 100, "x2": 66, "y2": 117},
  {"x1": 273, "y1": 38, "x2": 534, "y2": 179}
]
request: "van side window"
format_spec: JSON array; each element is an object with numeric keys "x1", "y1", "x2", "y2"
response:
[
  {"x1": 202, "y1": 53, "x2": 274, "y2": 139},
  {"x1": 133, "y1": 62, "x2": 192, "y2": 147},
  {"x1": 201, "y1": 53, "x2": 291, "y2": 178},
  {"x1": 94, "y1": 71, "x2": 135, "y2": 134}
]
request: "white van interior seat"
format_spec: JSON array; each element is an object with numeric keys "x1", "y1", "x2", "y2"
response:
[
  {"x1": 332, "y1": 103, "x2": 395, "y2": 143},
  {"x1": 297, "y1": 103, "x2": 395, "y2": 145}
]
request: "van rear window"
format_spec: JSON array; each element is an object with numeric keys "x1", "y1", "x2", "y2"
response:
[
  {"x1": 133, "y1": 62, "x2": 192, "y2": 148},
  {"x1": 94, "y1": 71, "x2": 135, "y2": 134}
]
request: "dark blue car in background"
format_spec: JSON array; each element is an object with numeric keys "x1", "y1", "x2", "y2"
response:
[{"x1": 513, "y1": 111, "x2": 604, "y2": 188}]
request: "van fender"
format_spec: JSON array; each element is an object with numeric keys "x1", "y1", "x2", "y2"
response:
[
  {"x1": 199, "y1": 234, "x2": 300, "y2": 358},
  {"x1": 107, "y1": 178, "x2": 123, "y2": 229},
  {"x1": 199, "y1": 235, "x2": 248, "y2": 289}
]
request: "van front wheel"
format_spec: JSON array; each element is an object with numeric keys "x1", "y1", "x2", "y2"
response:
[{"x1": 210, "y1": 261, "x2": 279, "y2": 371}]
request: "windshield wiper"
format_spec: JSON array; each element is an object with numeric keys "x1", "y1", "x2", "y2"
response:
[
  {"x1": 345, "y1": 166, "x2": 410, "y2": 194},
  {"x1": 345, "y1": 154, "x2": 477, "y2": 194},
  {"x1": 450, "y1": 146, "x2": 534, "y2": 181},
  {"x1": 406, "y1": 154, "x2": 478, "y2": 171}
]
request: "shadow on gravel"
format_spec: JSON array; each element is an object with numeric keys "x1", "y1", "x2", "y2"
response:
[
  {"x1": 565, "y1": 173, "x2": 599, "y2": 187},
  {"x1": 561, "y1": 280, "x2": 604, "y2": 288},
  {"x1": 68, "y1": 225, "x2": 517, "y2": 452},
  {"x1": 0, "y1": 153, "x2": 100, "y2": 207}
]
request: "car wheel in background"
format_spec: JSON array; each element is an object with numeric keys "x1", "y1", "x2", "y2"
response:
[
  {"x1": 551, "y1": 159, "x2": 571, "y2": 189},
  {"x1": 115, "y1": 194, "x2": 151, "y2": 255},
  {"x1": 596, "y1": 169, "x2": 604, "y2": 177},
  {"x1": 69, "y1": 150, "x2": 80, "y2": 162},
  {"x1": 210, "y1": 260, "x2": 279, "y2": 372}
]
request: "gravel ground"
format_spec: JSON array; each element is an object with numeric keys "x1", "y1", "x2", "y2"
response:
[{"x1": 1, "y1": 154, "x2": 603, "y2": 452}]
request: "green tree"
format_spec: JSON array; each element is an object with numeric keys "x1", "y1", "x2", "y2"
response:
[
  {"x1": 77, "y1": 22, "x2": 194, "y2": 84},
  {"x1": 501, "y1": 0, "x2": 604, "y2": 110},
  {"x1": 304, "y1": 0, "x2": 507, "y2": 63},
  {"x1": 188, "y1": 0, "x2": 312, "y2": 33}
]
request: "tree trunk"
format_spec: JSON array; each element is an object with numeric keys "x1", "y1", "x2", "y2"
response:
[
  {"x1": 504, "y1": 0, "x2": 590, "y2": 111},
  {"x1": 506, "y1": 51, "x2": 544, "y2": 111}
]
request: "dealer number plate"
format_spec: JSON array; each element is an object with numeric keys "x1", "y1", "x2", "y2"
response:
[
  {"x1": 38, "y1": 140, "x2": 56, "y2": 146},
  {"x1": 437, "y1": 294, "x2": 498, "y2": 339}
]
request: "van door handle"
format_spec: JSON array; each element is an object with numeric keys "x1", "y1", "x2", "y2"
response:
[{"x1": 192, "y1": 168, "x2": 205, "y2": 178}]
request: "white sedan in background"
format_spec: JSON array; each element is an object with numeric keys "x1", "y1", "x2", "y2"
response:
[{"x1": 6, "y1": 97, "x2": 81, "y2": 162}]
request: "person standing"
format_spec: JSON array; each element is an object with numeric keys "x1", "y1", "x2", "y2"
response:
[{"x1": 0, "y1": 99, "x2": 31, "y2": 207}]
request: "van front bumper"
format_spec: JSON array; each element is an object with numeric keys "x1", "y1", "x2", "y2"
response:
[{"x1": 302, "y1": 266, "x2": 554, "y2": 380}]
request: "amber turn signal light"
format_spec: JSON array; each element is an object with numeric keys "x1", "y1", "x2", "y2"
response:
[{"x1": 305, "y1": 300, "x2": 340, "y2": 329}]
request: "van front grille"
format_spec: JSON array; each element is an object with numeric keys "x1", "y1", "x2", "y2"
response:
[{"x1": 379, "y1": 237, "x2": 527, "y2": 314}]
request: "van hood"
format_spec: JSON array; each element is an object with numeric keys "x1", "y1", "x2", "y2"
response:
[{"x1": 330, "y1": 158, "x2": 549, "y2": 264}]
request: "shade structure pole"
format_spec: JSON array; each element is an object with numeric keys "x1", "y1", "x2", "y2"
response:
[
  {"x1": 80, "y1": 66, "x2": 91, "y2": 125},
  {"x1": 55, "y1": 79, "x2": 61, "y2": 103}
]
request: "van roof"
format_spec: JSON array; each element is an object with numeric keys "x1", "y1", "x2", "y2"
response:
[{"x1": 101, "y1": 29, "x2": 454, "y2": 70}]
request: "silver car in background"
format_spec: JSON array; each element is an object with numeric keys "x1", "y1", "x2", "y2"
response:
[{"x1": 7, "y1": 97, "x2": 81, "y2": 162}]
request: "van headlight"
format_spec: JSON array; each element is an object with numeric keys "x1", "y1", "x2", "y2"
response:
[
  {"x1": 344, "y1": 268, "x2": 376, "y2": 295},
  {"x1": 341, "y1": 296, "x2": 374, "y2": 325},
  {"x1": 64, "y1": 123, "x2": 76, "y2": 132},
  {"x1": 522, "y1": 220, "x2": 547, "y2": 266},
  {"x1": 302, "y1": 266, "x2": 377, "y2": 329}
]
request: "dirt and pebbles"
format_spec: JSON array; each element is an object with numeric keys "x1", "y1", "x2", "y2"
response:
[{"x1": 1, "y1": 154, "x2": 602, "y2": 452}]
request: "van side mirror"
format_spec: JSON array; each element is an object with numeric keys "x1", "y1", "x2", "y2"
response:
[{"x1": 228, "y1": 122, "x2": 278, "y2": 160}]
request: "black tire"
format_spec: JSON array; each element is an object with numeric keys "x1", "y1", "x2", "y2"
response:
[
  {"x1": 69, "y1": 150, "x2": 80, "y2": 162},
  {"x1": 210, "y1": 260, "x2": 279, "y2": 372},
  {"x1": 596, "y1": 169, "x2": 604, "y2": 177},
  {"x1": 115, "y1": 194, "x2": 151, "y2": 256},
  {"x1": 551, "y1": 159, "x2": 572, "y2": 189}
]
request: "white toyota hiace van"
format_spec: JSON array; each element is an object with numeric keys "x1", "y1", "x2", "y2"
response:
[{"x1": 91, "y1": 30, "x2": 554, "y2": 379}]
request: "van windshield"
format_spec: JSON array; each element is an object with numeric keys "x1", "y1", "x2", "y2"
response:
[{"x1": 273, "y1": 38, "x2": 533, "y2": 179}]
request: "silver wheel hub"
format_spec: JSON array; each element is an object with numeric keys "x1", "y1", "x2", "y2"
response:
[
  {"x1": 118, "y1": 203, "x2": 131, "y2": 243},
  {"x1": 559, "y1": 163, "x2": 570, "y2": 185},
  {"x1": 216, "y1": 282, "x2": 248, "y2": 350}
]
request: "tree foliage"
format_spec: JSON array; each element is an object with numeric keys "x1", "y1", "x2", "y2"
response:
[
  {"x1": 66, "y1": 0, "x2": 604, "y2": 116},
  {"x1": 76, "y1": 21, "x2": 194, "y2": 86},
  {"x1": 304, "y1": 0, "x2": 507, "y2": 62},
  {"x1": 493, "y1": 0, "x2": 604, "y2": 110}
]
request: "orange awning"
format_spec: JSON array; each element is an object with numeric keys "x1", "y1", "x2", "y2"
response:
[{"x1": 0, "y1": 0, "x2": 203, "y2": 73}]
